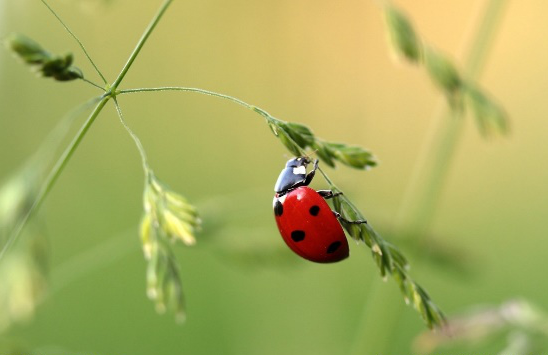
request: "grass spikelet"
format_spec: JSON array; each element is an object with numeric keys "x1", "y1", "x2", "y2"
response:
[{"x1": 139, "y1": 171, "x2": 200, "y2": 321}]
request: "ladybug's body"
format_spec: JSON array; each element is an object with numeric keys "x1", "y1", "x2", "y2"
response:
[
  {"x1": 274, "y1": 186, "x2": 349, "y2": 263},
  {"x1": 273, "y1": 157, "x2": 366, "y2": 263}
]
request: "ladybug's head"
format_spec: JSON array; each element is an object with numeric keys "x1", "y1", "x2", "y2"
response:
[
  {"x1": 274, "y1": 157, "x2": 311, "y2": 194},
  {"x1": 284, "y1": 156, "x2": 310, "y2": 169}
]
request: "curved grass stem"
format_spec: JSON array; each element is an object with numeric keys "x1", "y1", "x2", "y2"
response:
[
  {"x1": 119, "y1": 87, "x2": 281, "y2": 126},
  {"x1": 120, "y1": 87, "x2": 273, "y2": 116},
  {"x1": 113, "y1": 98, "x2": 150, "y2": 173}
]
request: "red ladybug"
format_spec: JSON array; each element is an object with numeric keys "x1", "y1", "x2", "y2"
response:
[{"x1": 273, "y1": 157, "x2": 367, "y2": 263}]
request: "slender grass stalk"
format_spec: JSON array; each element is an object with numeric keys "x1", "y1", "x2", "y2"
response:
[
  {"x1": 119, "y1": 86, "x2": 270, "y2": 118},
  {"x1": 348, "y1": 1, "x2": 509, "y2": 354},
  {"x1": 81, "y1": 77, "x2": 105, "y2": 90},
  {"x1": 27, "y1": 95, "x2": 105, "y2": 170},
  {"x1": 119, "y1": 87, "x2": 287, "y2": 132},
  {"x1": 40, "y1": 0, "x2": 108, "y2": 85},
  {"x1": 111, "y1": 0, "x2": 173, "y2": 90},
  {"x1": 113, "y1": 98, "x2": 150, "y2": 172}
]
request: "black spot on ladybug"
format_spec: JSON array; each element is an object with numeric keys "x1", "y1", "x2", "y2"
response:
[
  {"x1": 291, "y1": 230, "x2": 305, "y2": 242},
  {"x1": 327, "y1": 241, "x2": 341, "y2": 254},
  {"x1": 309, "y1": 205, "x2": 320, "y2": 216},
  {"x1": 274, "y1": 200, "x2": 283, "y2": 216}
]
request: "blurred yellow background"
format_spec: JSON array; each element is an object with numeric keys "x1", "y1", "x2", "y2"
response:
[{"x1": 0, "y1": 0, "x2": 546, "y2": 354}]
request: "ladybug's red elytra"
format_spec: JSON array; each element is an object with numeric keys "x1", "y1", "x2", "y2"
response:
[{"x1": 273, "y1": 157, "x2": 367, "y2": 263}]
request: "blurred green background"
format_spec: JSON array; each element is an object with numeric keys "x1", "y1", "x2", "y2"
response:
[{"x1": 0, "y1": 0, "x2": 546, "y2": 354}]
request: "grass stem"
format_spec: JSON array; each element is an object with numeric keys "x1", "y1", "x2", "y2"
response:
[
  {"x1": 111, "y1": 0, "x2": 173, "y2": 90},
  {"x1": 119, "y1": 87, "x2": 263, "y2": 113},
  {"x1": 41, "y1": 0, "x2": 108, "y2": 85},
  {"x1": 81, "y1": 77, "x2": 105, "y2": 90},
  {"x1": 119, "y1": 87, "x2": 281, "y2": 127},
  {"x1": 113, "y1": 98, "x2": 150, "y2": 173}
]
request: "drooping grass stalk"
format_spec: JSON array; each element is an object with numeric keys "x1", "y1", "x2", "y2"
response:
[
  {"x1": 113, "y1": 98, "x2": 150, "y2": 173},
  {"x1": 119, "y1": 87, "x2": 287, "y2": 131},
  {"x1": 348, "y1": 1, "x2": 509, "y2": 354},
  {"x1": 0, "y1": 0, "x2": 174, "y2": 260},
  {"x1": 119, "y1": 87, "x2": 278, "y2": 121}
]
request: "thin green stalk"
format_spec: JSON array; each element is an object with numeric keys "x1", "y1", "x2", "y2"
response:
[
  {"x1": 111, "y1": 0, "x2": 173, "y2": 90},
  {"x1": 119, "y1": 87, "x2": 264, "y2": 114},
  {"x1": 0, "y1": 95, "x2": 110, "y2": 260},
  {"x1": 119, "y1": 87, "x2": 281, "y2": 126},
  {"x1": 113, "y1": 98, "x2": 150, "y2": 172},
  {"x1": 81, "y1": 77, "x2": 105, "y2": 90},
  {"x1": 30, "y1": 95, "x2": 105, "y2": 168},
  {"x1": 41, "y1": 0, "x2": 108, "y2": 85}
]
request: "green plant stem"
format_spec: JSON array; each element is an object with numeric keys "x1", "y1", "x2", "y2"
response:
[
  {"x1": 349, "y1": 1, "x2": 508, "y2": 353},
  {"x1": 111, "y1": 0, "x2": 173, "y2": 90},
  {"x1": 81, "y1": 77, "x2": 105, "y2": 90},
  {"x1": 119, "y1": 87, "x2": 280, "y2": 125},
  {"x1": 41, "y1": 0, "x2": 108, "y2": 85},
  {"x1": 113, "y1": 98, "x2": 150, "y2": 172},
  {"x1": 0, "y1": 95, "x2": 110, "y2": 260},
  {"x1": 120, "y1": 87, "x2": 251, "y2": 107},
  {"x1": 120, "y1": 87, "x2": 265, "y2": 113}
]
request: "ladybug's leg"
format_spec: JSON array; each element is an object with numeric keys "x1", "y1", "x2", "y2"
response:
[
  {"x1": 317, "y1": 190, "x2": 343, "y2": 200},
  {"x1": 303, "y1": 159, "x2": 319, "y2": 186},
  {"x1": 333, "y1": 211, "x2": 368, "y2": 224}
]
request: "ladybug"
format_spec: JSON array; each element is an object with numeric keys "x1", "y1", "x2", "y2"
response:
[{"x1": 273, "y1": 157, "x2": 367, "y2": 263}]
